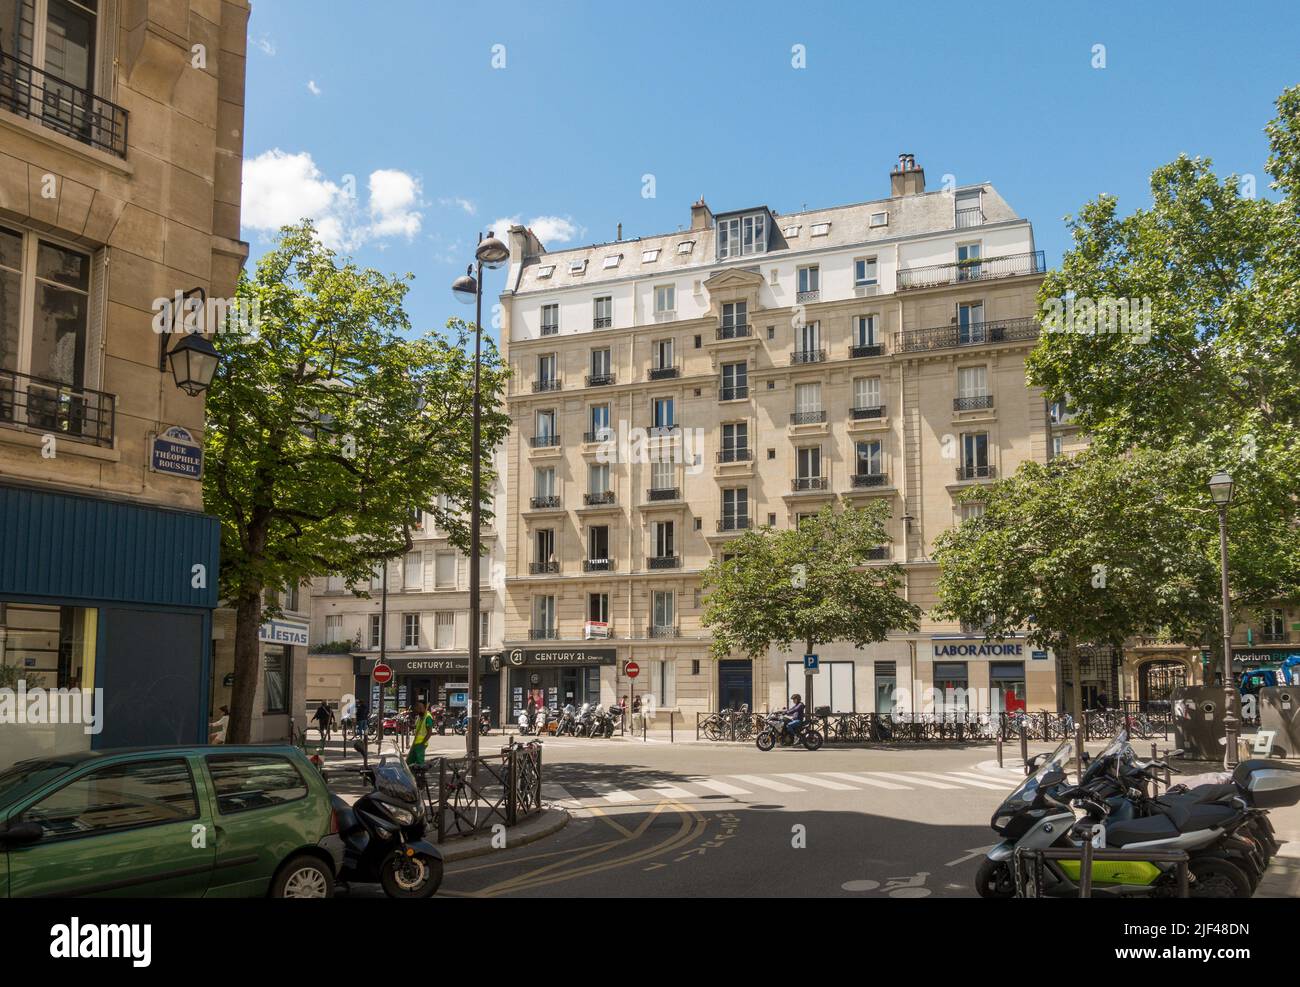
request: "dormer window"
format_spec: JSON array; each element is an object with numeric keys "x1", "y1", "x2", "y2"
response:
[
  {"x1": 677, "y1": 240, "x2": 695, "y2": 255},
  {"x1": 602, "y1": 254, "x2": 622, "y2": 269},
  {"x1": 783, "y1": 225, "x2": 801, "y2": 238},
  {"x1": 717, "y1": 211, "x2": 768, "y2": 260},
  {"x1": 870, "y1": 212, "x2": 888, "y2": 228},
  {"x1": 810, "y1": 222, "x2": 830, "y2": 237},
  {"x1": 642, "y1": 248, "x2": 661, "y2": 263},
  {"x1": 569, "y1": 259, "x2": 587, "y2": 274},
  {"x1": 537, "y1": 264, "x2": 555, "y2": 279}
]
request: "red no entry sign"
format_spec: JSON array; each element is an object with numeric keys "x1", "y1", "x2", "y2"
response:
[
  {"x1": 625, "y1": 661, "x2": 640, "y2": 679},
  {"x1": 373, "y1": 663, "x2": 394, "y2": 685}
]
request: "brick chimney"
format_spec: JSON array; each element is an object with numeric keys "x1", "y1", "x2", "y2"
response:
[
  {"x1": 506, "y1": 223, "x2": 545, "y2": 260},
  {"x1": 890, "y1": 153, "x2": 925, "y2": 197},
  {"x1": 690, "y1": 196, "x2": 713, "y2": 231}
]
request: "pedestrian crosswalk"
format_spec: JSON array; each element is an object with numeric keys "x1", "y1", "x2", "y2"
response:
[{"x1": 542, "y1": 767, "x2": 1016, "y2": 809}]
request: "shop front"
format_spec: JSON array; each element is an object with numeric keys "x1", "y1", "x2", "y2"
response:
[
  {"x1": 503, "y1": 646, "x2": 616, "y2": 719},
  {"x1": 924, "y1": 636, "x2": 1056, "y2": 713},
  {"x1": 210, "y1": 614, "x2": 309, "y2": 743},
  {"x1": 354, "y1": 653, "x2": 503, "y2": 726}
]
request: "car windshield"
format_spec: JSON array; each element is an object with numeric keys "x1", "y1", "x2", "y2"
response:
[
  {"x1": 1003, "y1": 741, "x2": 1073, "y2": 805},
  {"x1": 0, "y1": 759, "x2": 74, "y2": 810}
]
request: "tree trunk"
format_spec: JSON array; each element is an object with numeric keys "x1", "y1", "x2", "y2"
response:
[{"x1": 227, "y1": 587, "x2": 264, "y2": 744}]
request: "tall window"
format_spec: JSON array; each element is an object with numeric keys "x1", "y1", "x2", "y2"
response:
[
  {"x1": 588, "y1": 462, "x2": 610, "y2": 495},
  {"x1": 721, "y1": 301, "x2": 747, "y2": 329},
  {"x1": 2, "y1": 0, "x2": 101, "y2": 137},
  {"x1": 403, "y1": 551, "x2": 423, "y2": 590},
  {"x1": 653, "y1": 338, "x2": 674, "y2": 370},
  {"x1": 533, "y1": 596, "x2": 556, "y2": 632},
  {"x1": 534, "y1": 528, "x2": 555, "y2": 565},
  {"x1": 368, "y1": 613, "x2": 382, "y2": 648},
  {"x1": 537, "y1": 353, "x2": 557, "y2": 384},
  {"x1": 590, "y1": 347, "x2": 611, "y2": 378},
  {"x1": 797, "y1": 446, "x2": 822, "y2": 480},
  {"x1": 650, "y1": 458, "x2": 674, "y2": 491},
  {"x1": 535, "y1": 409, "x2": 556, "y2": 441},
  {"x1": 957, "y1": 302, "x2": 985, "y2": 344},
  {"x1": 534, "y1": 465, "x2": 556, "y2": 497},
  {"x1": 652, "y1": 396, "x2": 675, "y2": 428},
  {"x1": 718, "y1": 212, "x2": 767, "y2": 259},
  {"x1": 795, "y1": 382, "x2": 822, "y2": 415},
  {"x1": 961, "y1": 432, "x2": 989, "y2": 477},
  {"x1": 435, "y1": 611, "x2": 455, "y2": 649},
  {"x1": 652, "y1": 590, "x2": 675, "y2": 629},
  {"x1": 653, "y1": 520, "x2": 675, "y2": 558},
  {"x1": 654, "y1": 284, "x2": 675, "y2": 314},
  {"x1": 855, "y1": 439, "x2": 882, "y2": 476},
  {"x1": 957, "y1": 366, "x2": 988, "y2": 398},
  {"x1": 798, "y1": 321, "x2": 820, "y2": 353},
  {"x1": 957, "y1": 242, "x2": 982, "y2": 280},
  {"x1": 402, "y1": 613, "x2": 420, "y2": 649},
  {"x1": 797, "y1": 265, "x2": 820, "y2": 295},
  {"x1": 325, "y1": 614, "x2": 344, "y2": 643},
  {"x1": 853, "y1": 376, "x2": 881, "y2": 410},
  {"x1": 540, "y1": 303, "x2": 559, "y2": 333},
  {"x1": 853, "y1": 315, "x2": 878, "y2": 347},
  {"x1": 593, "y1": 295, "x2": 612, "y2": 328},
  {"x1": 722, "y1": 487, "x2": 748, "y2": 524},
  {"x1": 588, "y1": 524, "x2": 609, "y2": 561},
  {"x1": 479, "y1": 610, "x2": 490, "y2": 645},
  {"x1": 435, "y1": 551, "x2": 457, "y2": 589},
  {"x1": 588, "y1": 592, "x2": 610, "y2": 623},
  {"x1": 721, "y1": 421, "x2": 748, "y2": 457},
  {"x1": 589, "y1": 400, "x2": 611, "y2": 436},
  {"x1": 648, "y1": 659, "x2": 677, "y2": 707},
  {"x1": 720, "y1": 361, "x2": 747, "y2": 399}
]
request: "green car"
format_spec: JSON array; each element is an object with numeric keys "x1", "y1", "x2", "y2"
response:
[{"x1": 0, "y1": 746, "x2": 341, "y2": 898}]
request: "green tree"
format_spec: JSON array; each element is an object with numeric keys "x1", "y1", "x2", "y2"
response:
[
  {"x1": 1026, "y1": 85, "x2": 1300, "y2": 614},
  {"x1": 932, "y1": 448, "x2": 1220, "y2": 714},
  {"x1": 204, "y1": 223, "x2": 509, "y2": 743},
  {"x1": 701, "y1": 501, "x2": 920, "y2": 706}
]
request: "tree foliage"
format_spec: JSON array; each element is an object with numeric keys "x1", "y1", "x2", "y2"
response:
[{"x1": 701, "y1": 501, "x2": 920, "y2": 660}]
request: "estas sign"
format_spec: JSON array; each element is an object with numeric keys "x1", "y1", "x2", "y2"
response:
[{"x1": 933, "y1": 641, "x2": 1025, "y2": 658}]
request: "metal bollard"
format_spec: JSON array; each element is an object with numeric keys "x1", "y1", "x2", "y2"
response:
[
  {"x1": 670, "y1": 712, "x2": 674, "y2": 743},
  {"x1": 997, "y1": 734, "x2": 1004, "y2": 768},
  {"x1": 1075, "y1": 725, "x2": 1085, "y2": 783},
  {"x1": 1020, "y1": 729, "x2": 1030, "y2": 775}
]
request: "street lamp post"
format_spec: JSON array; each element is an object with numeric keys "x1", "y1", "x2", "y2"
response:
[
  {"x1": 453, "y1": 232, "x2": 510, "y2": 767},
  {"x1": 1208, "y1": 470, "x2": 1239, "y2": 769}
]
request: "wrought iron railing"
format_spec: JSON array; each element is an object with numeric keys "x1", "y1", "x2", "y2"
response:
[
  {"x1": 897, "y1": 317, "x2": 1040, "y2": 354},
  {"x1": 532, "y1": 378, "x2": 561, "y2": 392},
  {"x1": 0, "y1": 49, "x2": 128, "y2": 158},
  {"x1": 529, "y1": 434, "x2": 559, "y2": 448},
  {"x1": 851, "y1": 405, "x2": 885, "y2": 420},
  {"x1": 529, "y1": 495, "x2": 561, "y2": 510},
  {"x1": 792, "y1": 476, "x2": 827, "y2": 491},
  {"x1": 954, "y1": 394, "x2": 995, "y2": 412},
  {"x1": 896, "y1": 250, "x2": 1045, "y2": 290},
  {"x1": 647, "y1": 555, "x2": 680, "y2": 569},
  {"x1": 582, "y1": 430, "x2": 613, "y2": 444},
  {"x1": 648, "y1": 365, "x2": 680, "y2": 380},
  {"x1": 716, "y1": 323, "x2": 752, "y2": 340},
  {"x1": 585, "y1": 372, "x2": 615, "y2": 387},
  {"x1": 0, "y1": 370, "x2": 115, "y2": 448},
  {"x1": 865, "y1": 546, "x2": 889, "y2": 560},
  {"x1": 954, "y1": 207, "x2": 985, "y2": 229},
  {"x1": 852, "y1": 473, "x2": 887, "y2": 488},
  {"x1": 528, "y1": 560, "x2": 559, "y2": 574},
  {"x1": 956, "y1": 464, "x2": 997, "y2": 481},
  {"x1": 791, "y1": 410, "x2": 827, "y2": 425},
  {"x1": 647, "y1": 625, "x2": 680, "y2": 638},
  {"x1": 790, "y1": 348, "x2": 826, "y2": 365},
  {"x1": 528, "y1": 627, "x2": 559, "y2": 639},
  {"x1": 850, "y1": 343, "x2": 884, "y2": 359},
  {"x1": 646, "y1": 487, "x2": 679, "y2": 501},
  {"x1": 415, "y1": 744, "x2": 543, "y2": 843},
  {"x1": 719, "y1": 385, "x2": 748, "y2": 401},
  {"x1": 583, "y1": 490, "x2": 615, "y2": 506},
  {"x1": 593, "y1": 316, "x2": 612, "y2": 329},
  {"x1": 717, "y1": 447, "x2": 752, "y2": 463},
  {"x1": 583, "y1": 558, "x2": 614, "y2": 572}
]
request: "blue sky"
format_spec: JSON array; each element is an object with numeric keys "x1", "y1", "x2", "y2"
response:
[{"x1": 240, "y1": 0, "x2": 1300, "y2": 334}]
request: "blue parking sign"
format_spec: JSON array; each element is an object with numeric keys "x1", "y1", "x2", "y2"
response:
[{"x1": 803, "y1": 653, "x2": 819, "y2": 671}]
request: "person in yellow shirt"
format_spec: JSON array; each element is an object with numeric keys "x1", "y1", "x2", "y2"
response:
[{"x1": 406, "y1": 699, "x2": 436, "y2": 766}]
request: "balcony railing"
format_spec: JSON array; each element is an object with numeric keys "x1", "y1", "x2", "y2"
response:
[
  {"x1": 583, "y1": 490, "x2": 615, "y2": 506},
  {"x1": 792, "y1": 477, "x2": 828, "y2": 492},
  {"x1": 647, "y1": 423, "x2": 680, "y2": 438},
  {"x1": 850, "y1": 343, "x2": 884, "y2": 359},
  {"x1": 956, "y1": 464, "x2": 997, "y2": 481},
  {"x1": 717, "y1": 448, "x2": 752, "y2": 463},
  {"x1": 955, "y1": 207, "x2": 985, "y2": 229},
  {"x1": 716, "y1": 323, "x2": 752, "y2": 340},
  {"x1": 954, "y1": 395, "x2": 995, "y2": 412},
  {"x1": 529, "y1": 434, "x2": 560, "y2": 448},
  {"x1": 583, "y1": 430, "x2": 614, "y2": 444},
  {"x1": 719, "y1": 385, "x2": 749, "y2": 401},
  {"x1": 851, "y1": 405, "x2": 885, "y2": 420},
  {"x1": 529, "y1": 495, "x2": 561, "y2": 510},
  {"x1": 529, "y1": 627, "x2": 560, "y2": 640},
  {"x1": 897, "y1": 317, "x2": 1040, "y2": 354},
  {"x1": 0, "y1": 49, "x2": 128, "y2": 158},
  {"x1": 717, "y1": 516, "x2": 752, "y2": 531},
  {"x1": 646, "y1": 487, "x2": 679, "y2": 501},
  {"x1": 648, "y1": 365, "x2": 680, "y2": 381},
  {"x1": 529, "y1": 561, "x2": 560, "y2": 574},
  {"x1": 897, "y1": 250, "x2": 1046, "y2": 291},
  {"x1": 541, "y1": 324, "x2": 559, "y2": 336},
  {"x1": 583, "y1": 558, "x2": 614, "y2": 572},
  {"x1": 647, "y1": 555, "x2": 681, "y2": 570},
  {"x1": 532, "y1": 378, "x2": 562, "y2": 393},
  {"x1": 593, "y1": 316, "x2": 612, "y2": 329},
  {"x1": 791, "y1": 410, "x2": 827, "y2": 425},
  {"x1": 796, "y1": 289, "x2": 820, "y2": 303},
  {"x1": 791, "y1": 349, "x2": 826, "y2": 365},
  {"x1": 852, "y1": 473, "x2": 888, "y2": 488},
  {"x1": 648, "y1": 625, "x2": 680, "y2": 638},
  {"x1": 0, "y1": 370, "x2": 116, "y2": 448},
  {"x1": 586, "y1": 372, "x2": 615, "y2": 387}
]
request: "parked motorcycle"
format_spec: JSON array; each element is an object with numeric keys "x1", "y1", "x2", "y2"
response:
[
  {"x1": 975, "y1": 730, "x2": 1300, "y2": 898},
  {"x1": 595, "y1": 703, "x2": 623, "y2": 738},
  {"x1": 755, "y1": 710, "x2": 824, "y2": 751},
  {"x1": 534, "y1": 706, "x2": 550, "y2": 736},
  {"x1": 326, "y1": 750, "x2": 443, "y2": 899},
  {"x1": 554, "y1": 704, "x2": 576, "y2": 736},
  {"x1": 574, "y1": 702, "x2": 595, "y2": 737}
]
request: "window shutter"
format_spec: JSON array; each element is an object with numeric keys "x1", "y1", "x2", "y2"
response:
[{"x1": 86, "y1": 246, "x2": 108, "y2": 394}]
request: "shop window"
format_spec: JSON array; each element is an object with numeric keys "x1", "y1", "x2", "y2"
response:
[
  {"x1": 263, "y1": 647, "x2": 290, "y2": 714},
  {"x1": 785, "y1": 660, "x2": 854, "y2": 712},
  {"x1": 0, "y1": 601, "x2": 97, "y2": 689}
]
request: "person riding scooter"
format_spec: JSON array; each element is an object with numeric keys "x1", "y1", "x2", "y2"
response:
[{"x1": 784, "y1": 694, "x2": 806, "y2": 739}]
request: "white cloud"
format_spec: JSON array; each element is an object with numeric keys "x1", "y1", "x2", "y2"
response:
[
  {"x1": 242, "y1": 149, "x2": 424, "y2": 250},
  {"x1": 306, "y1": 79, "x2": 322, "y2": 96},
  {"x1": 438, "y1": 196, "x2": 477, "y2": 216},
  {"x1": 489, "y1": 214, "x2": 582, "y2": 245},
  {"x1": 251, "y1": 34, "x2": 276, "y2": 56}
]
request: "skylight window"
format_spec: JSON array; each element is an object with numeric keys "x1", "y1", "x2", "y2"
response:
[
  {"x1": 602, "y1": 254, "x2": 622, "y2": 269},
  {"x1": 642, "y1": 248, "x2": 661, "y2": 263},
  {"x1": 537, "y1": 265, "x2": 555, "y2": 279},
  {"x1": 810, "y1": 222, "x2": 831, "y2": 237},
  {"x1": 870, "y1": 212, "x2": 888, "y2": 228},
  {"x1": 569, "y1": 258, "x2": 588, "y2": 274},
  {"x1": 677, "y1": 240, "x2": 695, "y2": 255},
  {"x1": 783, "y1": 225, "x2": 801, "y2": 238}
]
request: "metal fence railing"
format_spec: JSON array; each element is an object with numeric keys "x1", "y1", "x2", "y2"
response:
[{"x1": 414, "y1": 743, "x2": 543, "y2": 844}]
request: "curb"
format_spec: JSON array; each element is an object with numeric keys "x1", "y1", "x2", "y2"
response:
[{"x1": 439, "y1": 807, "x2": 571, "y2": 862}]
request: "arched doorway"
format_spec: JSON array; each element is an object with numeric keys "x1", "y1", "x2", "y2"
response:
[{"x1": 1139, "y1": 659, "x2": 1188, "y2": 710}]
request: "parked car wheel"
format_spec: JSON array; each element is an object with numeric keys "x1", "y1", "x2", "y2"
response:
[{"x1": 270, "y1": 853, "x2": 335, "y2": 898}]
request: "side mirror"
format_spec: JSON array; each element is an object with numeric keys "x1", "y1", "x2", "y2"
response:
[{"x1": 0, "y1": 821, "x2": 44, "y2": 846}]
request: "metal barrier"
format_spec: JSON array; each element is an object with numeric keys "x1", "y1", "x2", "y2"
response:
[
  {"x1": 1084, "y1": 706, "x2": 1172, "y2": 741},
  {"x1": 415, "y1": 743, "x2": 543, "y2": 844},
  {"x1": 695, "y1": 709, "x2": 1072, "y2": 744},
  {"x1": 1013, "y1": 845, "x2": 1190, "y2": 898}
]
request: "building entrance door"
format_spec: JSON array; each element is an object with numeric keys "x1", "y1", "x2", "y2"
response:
[{"x1": 717, "y1": 660, "x2": 752, "y2": 710}]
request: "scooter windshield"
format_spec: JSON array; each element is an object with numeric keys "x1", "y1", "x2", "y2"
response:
[
  {"x1": 372, "y1": 758, "x2": 420, "y2": 804},
  {"x1": 1003, "y1": 740, "x2": 1073, "y2": 808}
]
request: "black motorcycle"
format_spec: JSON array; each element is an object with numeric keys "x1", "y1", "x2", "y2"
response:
[
  {"x1": 326, "y1": 751, "x2": 443, "y2": 899},
  {"x1": 755, "y1": 710, "x2": 824, "y2": 751}
]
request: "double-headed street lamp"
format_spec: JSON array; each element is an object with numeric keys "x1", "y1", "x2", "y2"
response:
[
  {"x1": 452, "y1": 231, "x2": 510, "y2": 766},
  {"x1": 1208, "y1": 470, "x2": 1239, "y2": 769}
]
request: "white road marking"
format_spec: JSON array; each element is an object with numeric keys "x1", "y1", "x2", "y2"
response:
[
  {"x1": 594, "y1": 786, "x2": 640, "y2": 803},
  {"x1": 924, "y1": 772, "x2": 1008, "y2": 790},
  {"x1": 730, "y1": 774, "x2": 804, "y2": 792},
  {"x1": 819, "y1": 772, "x2": 912, "y2": 790},
  {"x1": 871, "y1": 772, "x2": 962, "y2": 790},
  {"x1": 646, "y1": 783, "x2": 695, "y2": 799},
  {"x1": 690, "y1": 779, "x2": 752, "y2": 797},
  {"x1": 778, "y1": 773, "x2": 858, "y2": 791}
]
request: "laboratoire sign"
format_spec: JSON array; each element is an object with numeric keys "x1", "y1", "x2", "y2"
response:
[
  {"x1": 507, "y1": 647, "x2": 617, "y2": 667},
  {"x1": 932, "y1": 640, "x2": 1027, "y2": 658},
  {"x1": 148, "y1": 425, "x2": 204, "y2": 479}
]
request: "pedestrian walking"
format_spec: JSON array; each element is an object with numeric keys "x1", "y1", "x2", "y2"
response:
[
  {"x1": 209, "y1": 705, "x2": 230, "y2": 745},
  {"x1": 406, "y1": 699, "x2": 436, "y2": 766},
  {"x1": 312, "y1": 700, "x2": 334, "y2": 742}
]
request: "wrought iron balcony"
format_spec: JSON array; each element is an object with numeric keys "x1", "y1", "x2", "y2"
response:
[
  {"x1": 647, "y1": 625, "x2": 680, "y2": 638},
  {"x1": 796, "y1": 289, "x2": 820, "y2": 304},
  {"x1": 851, "y1": 405, "x2": 885, "y2": 420},
  {"x1": 532, "y1": 378, "x2": 562, "y2": 393},
  {"x1": 648, "y1": 365, "x2": 680, "y2": 380},
  {"x1": 529, "y1": 495, "x2": 561, "y2": 510},
  {"x1": 850, "y1": 344, "x2": 884, "y2": 359},
  {"x1": 583, "y1": 490, "x2": 615, "y2": 506},
  {"x1": 583, "y1": 430, "x2": 614, "y2": 444},
  {"x1": 529, "y1": 434, "x2": 560, "y2": 448},
  {"x1": 529, "y1": 560, "x2": 560, "y2": 574},
  {"x1": 955, "y1": 207, "x2": 985, "y2": 229},
  {"x1": 719, "y1": 385, "x2": 749, "y2": 401},
  {"x1": 646, "y1": 487, "x2": 680, "y2": 502},
  {"x1": 647, "y1": 555, "x2": 681, "y2": 570},
  {"x1": 791, "y1": 410, "x2": 827, "y2": 425},
  {"x1": 791, "y1": 349, "x2": 826, "y2": 365},
  {"x1": 897, "y1": 250, "x2": 1046, "y2": 291},
  {"x1": 716, "y1": 323, "x2": 752, "y2": 340},
  {"x1": 852, "y1": 473, "x2": 888, "y2": 488},
  {"x1": 647, "y1": 423, "x2": 680, "y2": 439},
  {"x1": 0, "y1": 370, "x2": 116, "y2": 448},
  {"x1": 541, "y1": 324, "x2": 559, "y2": 336},
  {"x1": 956, "y1": 464, "x2": 997, "y2": 481},
  {"x1": 717, "y1": 516, "x2": 752, "y2": 532},
  {"x1": 593, "y1": 316, "x2": 612, "y2": 329},
  {"x1": 529, "y1": 627, "x2": 560, "y2": 640},
  {"x1": 897, "y1": 317, "x2": 1040, "y2": 354},
  {"x1": 0, "y1": 50, "x2": 128, "y2": 158},
  {"x1": 954, "y1": 395, "x2": 995, "y2": 412},
  {"x1": 583, "y1": 558, "x2": 614, "y2": 572},
  {"x1": 792, "y1": 477, "x2": 828, "y2": 492},
  {"x1": 717, "y1": 448, "x2": 752, "y2": 463},
  {"x1": 585, "y1": 372, "x2": 615, "y2": 387}
]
